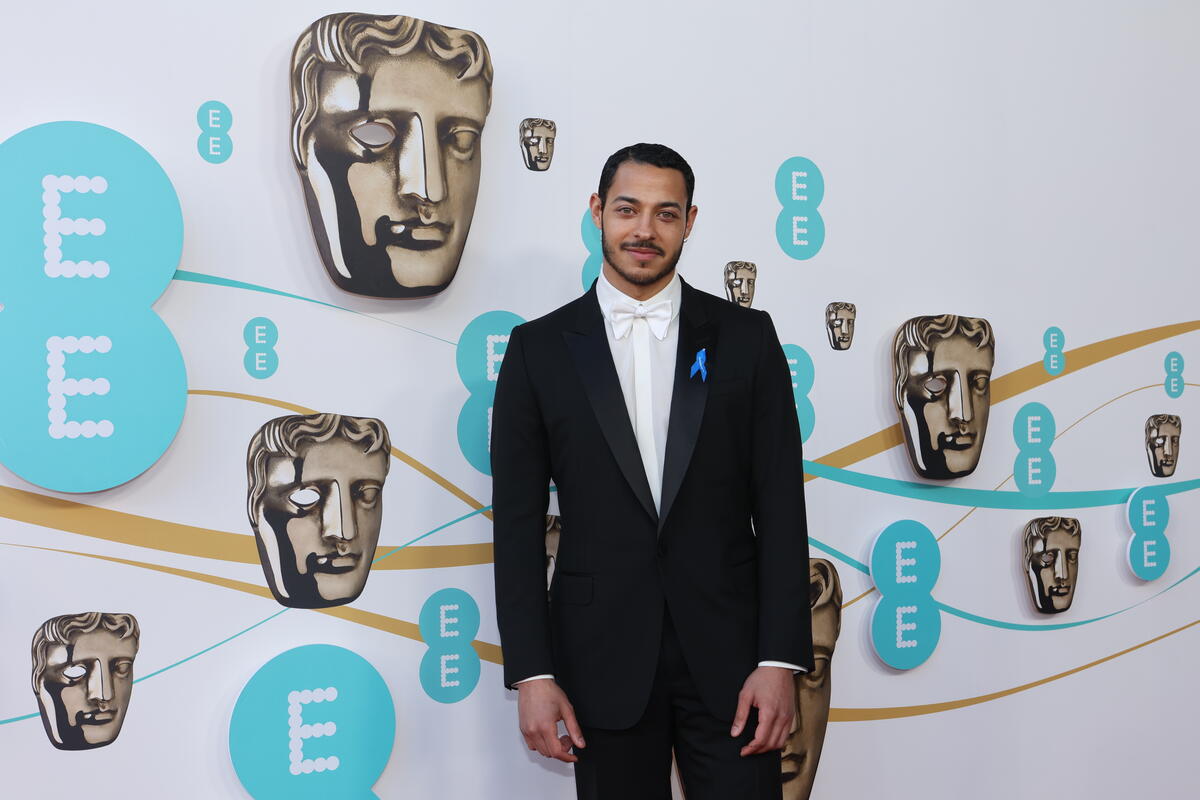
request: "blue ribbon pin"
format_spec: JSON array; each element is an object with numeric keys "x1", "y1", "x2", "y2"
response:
[{"x1": 689, "y1": 348, "x2": 708, "y2": 382}]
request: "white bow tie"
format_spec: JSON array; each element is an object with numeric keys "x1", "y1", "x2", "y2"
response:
[{"x1": 609, "y1": 299, "x2": 672, "y2": 341}]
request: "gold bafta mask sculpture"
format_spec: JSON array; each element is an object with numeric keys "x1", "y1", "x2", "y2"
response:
[
  {"x1": 247, "y1": 413, "x2": 391, "y2": 608},
  {"x1": 892, "y1": 315, "x2": 995, "y2": 480},
  {"x1": 1023, "y1": 517, "x2": 1081, "y2": 614},
  {"x1": 290, "y1": 14, "x2": 493, "y2": 297},
  {"x1": 780, "y1": 559, "x2": 842, "y2": 800},
  {"x1": 723, "y1": 261, "x2": 756, "y2": 308},
  {"x1": 31, "y1": 613, "x2": 140, "y2": 750},
  {"x1": 825, "y1": 302, "x2": 856, "y2": 350},
  {"x1": 520, "y1": 118, "x2": 556, "y2": 171},
  {"x1": 545, "y1": 514, "x2": 562, "y2": 586},
  {"x1": 1146, "y1": 414, "x2": 1181, "y2": 478}
]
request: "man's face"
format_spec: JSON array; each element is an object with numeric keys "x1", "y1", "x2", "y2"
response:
[
  {"x1": 36, "y1": 630, "x2": 136, "y2": 749},
  {"x1": 1147, "y1": 420, "x2": 1181, "y2": 477},
  {"x1": 781, "y1": 561, "x2": 841, "y2": 800},
  {"x1": 826, "y1": 308, "x2": 855, "y2": 350},
  {"x1": 521, "y1": 121, "x2": 555, "y2": 171},
  {"x1": 301, "y1": 51, "x2": 489, "y2": 297},
  {"x1": 255, "y1": 437, "x2": 387, "y2": 608},
  {"x1": 900, "y1": 334, "x2": 994, "y2": 479},
  {"x1": 589, "y1": 161, "x2": 697, "y2": 291},
  {"x1": 723, "y1": 263, "x2": 756, "y2": 308},
  {"x1": 1027, "y1": 524, "x2": 1081, "y2": 613}
]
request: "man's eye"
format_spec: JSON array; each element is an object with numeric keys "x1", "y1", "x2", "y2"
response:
[
  {"x1": 446, "y1": 129, "x2": 479, "y2": 156},
  {"x1": 658, "y1": 212, "x2": 677, "y2": 220},
  {"x1": 350, "y1": 121, "x2": 396, "y2": 148},
  {"x1": 290, "y1": 488, "x2": 321, "y2": 508},
  {"x1": 62, "y1": 664, "x2": 87, "y2": 681},
  {"x1": 923, "y1": 376, "x2": 948, "y2": 394}
]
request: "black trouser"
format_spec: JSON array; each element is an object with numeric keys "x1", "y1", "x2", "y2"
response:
[{"x1": 573, "y1": 611, "x2": 782, "y2": 800}]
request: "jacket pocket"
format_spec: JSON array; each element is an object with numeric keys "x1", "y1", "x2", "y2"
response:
[{"x1": 551, "y1": 572, "x2": 593, "y2": 605}]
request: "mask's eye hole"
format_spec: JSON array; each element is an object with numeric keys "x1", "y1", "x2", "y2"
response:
[
  {"x1": 290, "y1": 488, "x2": 321, "y2": 507},
  {"x1": 923, "y1": 376, "x2": 948, "y2": 394},
  {"x1": 351, "y1": 121, "x2": 396, "y2": 147},
  {"x1": 62, "y1": 664, "x2": 87, "y2": 680}
]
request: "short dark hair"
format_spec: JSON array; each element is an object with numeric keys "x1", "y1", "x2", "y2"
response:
[{"x1": 597, "y1": 143, "x2": 695, "y2": 209}]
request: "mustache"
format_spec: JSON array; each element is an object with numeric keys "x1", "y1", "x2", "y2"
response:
[{"x1": 621, "y1": 240, "x2": 664, "y2": 255}]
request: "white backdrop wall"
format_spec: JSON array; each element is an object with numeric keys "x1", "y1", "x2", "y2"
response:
[{"x1": 1, "y1": 1, "x2": 1198, "y2": 797}]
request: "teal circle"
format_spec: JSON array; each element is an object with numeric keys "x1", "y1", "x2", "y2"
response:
[
  {"x1": 1164, "y1": 351, "x2": 1184, "y2": 374},
  {"x1": 1128, "y1": 531, "x2": 1170, "y2": 581},
  {"x1": 774, "y1": 157, "x2": 825, "y2": 207},
  {"x1": 1013, "y1": 402, "x2": 1056, "y2": 448},
  {"x1": 229, "y1": 644, "x2": 395, "y2": 800},
  {"x1": 1165, "y1": 374, "x2": 1185, "y2": 399},
  {"x1": 1014, "y1": 451, "x2": 1056, "y2": 496},
  {"x1": 197, "y1": 132, "x2": 233, "y2": 164},
  {"x1": 775, "y1": 207, "x2": 825, "y2": 260},
  {"x1": 418, "y1": 588, "x2": 482, "y2": 704},
  {"x1": 244, "y1": 317, "x2": 279, "y2": 348},
  {"x1": 1042, "y1": 326, "x2": 1065, "y2": 352},
  {"x1": 782, "y1": 344, "x2": 815, "y2": 442},
  {"x1": 581, "y1": 208, "x2": 602, "y2": 289},
  {"x1": 871, "y1": 596, "x2": 941, "y2": 670},
  {"x1": 1043, "y1": 351, "x2": 1065, "y2": 376},
  {"x1": 197, "y1": 100, "x2": 232, "y2": 132},
  {"x1": 455, "y1": 311, "x2": 525, "y2": 393},
  {"x1": 1127, "y1": 486, "x2": 1170, "y2": 536},
  {"x1": 244, "y1": 348, "x2": 279, "y2": 379},
  {"x1": 457, "y1": 393, "x2": 494, "y2": 475},
  {"x1": 869, "y1": 519, "x2": 940, "y2": 594}
]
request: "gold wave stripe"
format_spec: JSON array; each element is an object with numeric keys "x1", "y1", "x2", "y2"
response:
[
  {"x1": 0, "y1": 485, "x2": 492, "y2": 569},
  {"x1": 830, "y1": 618, "x2": 1200, "y2": 721},
  {"x1": 188, "y1": 389, "x2": 492, "y2": 520},
  {"x1": 805, "y1": 319, "x2": 1200, "y2": 481},
  {"x1": 4, "y1": 542, "x2": 502, "y2": 665}
]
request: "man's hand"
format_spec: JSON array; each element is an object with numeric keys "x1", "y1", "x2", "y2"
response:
[
  {"x1": 517, "y1": 679, "x2": 586, "y2": 763},
  {"x1": 731, "y1": 666, "x2": 795, "y2": 756}
]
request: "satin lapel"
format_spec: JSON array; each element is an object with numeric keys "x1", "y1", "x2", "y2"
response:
[
  {"x1": 659, "y1": 282, "x2": 716, "y2": 533},
  {"x1": 563, "y1": 290, "x2": 658, "y2": 523}
]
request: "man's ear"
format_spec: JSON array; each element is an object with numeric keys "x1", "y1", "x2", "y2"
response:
[
  {"x1": 683, "y1": 204, "x2": 698, "y2": 240},
  {"x1": 589, "y1": 193, "x2": 604, "y2": 231}
]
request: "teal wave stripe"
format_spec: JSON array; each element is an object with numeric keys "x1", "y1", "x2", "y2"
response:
[
  {"x1": 172, "y1": 269, "x2": 457, "y2": 346},
  {"x1": 803, "y1": 461, "x2": 1200, "y2": 509},
  {"x1": 0, "y1": 507, "x2": 490, "y2": 727}
]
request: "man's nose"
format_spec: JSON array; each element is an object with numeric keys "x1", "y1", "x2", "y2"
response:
[
  {"x1": 85, "y1": 661, "x2": 112, "y2": 703},
  {"x1": 320, "y1": 483, "x2": 356, "y2": 542},
  {"x1": 395, "y1": 116, "x2": 446, "y2": 205},
  {"x1": 947, "y1": 372, "x2": 972, "y2": 423}
]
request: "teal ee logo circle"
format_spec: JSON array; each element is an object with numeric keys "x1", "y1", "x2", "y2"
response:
[
  {"x1": 230, "y1": 644, "x2": 395, "y2": 799},
  {"x1": 0, "y1": 121, "x2": 187, "y2": 492},
  {"x1": 244, "y1": 317, "x2": 279, "y2": 379},
  {"x1": 580, "y1": 208, "x2": 602, "y2": 289},
  {"x1": 1164, "y1": 351, "x2": 1185, "y2": 398},
  {"x1": 456, "y1": 310, "x2": 526, "y2": 475},
  {"x1": 1126, "y1": 487, "x2": 1170, "y2": 581},
  {"x1": 197, "y1": 100, "x2": 233, "y2": 164},
  {"x1": 774, "y1": 157, "x2": 825, "y2": 260},
  {"x1": 870, "y1": 520, "x2": 941, "y2": 670},
  {"x1": 1013, "y1": 402, "x2": 1056, "y2": 496},
  {"x1": 782, "y1": 344, "x2": 815, "y2": 443},
  {"x1": 419, "y1": 588, "x2": 482, "y2": 703},
  {"x1": 1043, "y1": 327, "x2": 1065, "y2": 375}
]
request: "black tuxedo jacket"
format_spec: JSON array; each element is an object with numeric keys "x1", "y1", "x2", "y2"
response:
[{"x1": 492, "y1": 278, "x2": 813, "y2": 730}]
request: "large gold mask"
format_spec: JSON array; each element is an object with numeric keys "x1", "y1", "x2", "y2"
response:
[{"x1": 290, "y1": 14, "x2": 493, "y2": 297}]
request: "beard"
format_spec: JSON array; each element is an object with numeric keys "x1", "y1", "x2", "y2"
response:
[{"x1": 600, "y1": 220, "x2": 684, "y2": 286}]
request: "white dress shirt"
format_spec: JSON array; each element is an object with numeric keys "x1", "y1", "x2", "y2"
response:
[{"x1": 517, "y1": 271, "x2": 801, "y2": 683}]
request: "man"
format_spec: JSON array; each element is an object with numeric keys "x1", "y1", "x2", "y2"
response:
[
  {"x1": 1022, "y1": 516, "x2": 1082, "y2": 614},
  {"x1": 493, "y1": 143, "x2": 813, "y2": 799},
  {"x1": 31, "y1": 612, "x2": 140, "y2": 750},
  {"x1": 290, "y1": 13, "x2": 493, "y2": 297},
  {"x1": 246, "y1": 412, "x2": 391, "y2": 608},
  {"x1": 892, "y1": 314, "x2": 995, "y2": 480}
]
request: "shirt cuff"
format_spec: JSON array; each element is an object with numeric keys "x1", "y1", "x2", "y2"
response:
[
  {"x1": 758, "y1": 660, "x2": 807, "y2": 674},
  {"x1": 514, "y1": 674, "x2": 555, "y2": 684}
]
